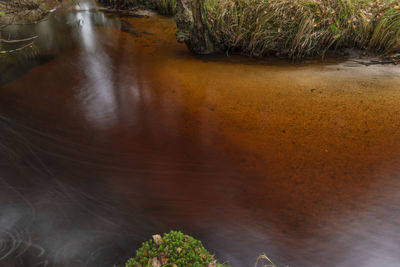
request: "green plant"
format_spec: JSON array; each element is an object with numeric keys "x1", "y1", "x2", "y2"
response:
[{"x1": 125, "y1": 231, "x2": 230, "y2": 267}]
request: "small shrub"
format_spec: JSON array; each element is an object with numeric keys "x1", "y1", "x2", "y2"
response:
[{"x1": 125, "y1": 231, "x2": 230, "y2": 267}]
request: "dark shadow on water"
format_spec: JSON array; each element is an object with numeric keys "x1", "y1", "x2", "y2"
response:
[{"x1": 0, "y1": 116, "x2": 165, "y2": 266}]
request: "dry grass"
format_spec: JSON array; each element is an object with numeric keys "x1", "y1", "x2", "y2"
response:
[
  {"x1": 254, "y1": 253, "x2": 277, "y2": 267},
  {"x1": 97, "y1": 0, "x2": 176, "y2": 16},
  {"x1": 201, "y1": 0, "x2": 400, "y2": 59},
  {"x1": 154, "y1": 0, "x2": 176, "y2": 16}
]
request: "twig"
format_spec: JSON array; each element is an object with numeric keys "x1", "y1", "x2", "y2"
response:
[
  {"x1": 0, "y1": 35, "x2": 38, "y2": 43},
  {"x1": 254, "y1": 253, "x2": 277, "y2": 267},
  {"x1": 0, "y1": 41, "x2": 34, "y2": 54}
]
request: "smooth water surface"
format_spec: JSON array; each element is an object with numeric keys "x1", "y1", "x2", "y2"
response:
[{"x1": 1, "y1": 2, "x2": 400, "y2": 266}]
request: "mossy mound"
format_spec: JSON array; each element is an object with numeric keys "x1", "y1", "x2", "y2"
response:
[{"x1": 125, "y1": 231, "x2": 230, "y2": 267}]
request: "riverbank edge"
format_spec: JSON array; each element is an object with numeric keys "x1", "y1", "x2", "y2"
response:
[
  {"x1": 96, "y1": 0, "x2": 400, "y2": 64},
  {"x1": 96, "y1": 0, "x2": 176, "y2": 16}
]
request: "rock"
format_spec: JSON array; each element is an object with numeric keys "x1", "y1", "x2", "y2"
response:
[
  {"x1": 151, "y1": 257, "x2": 161, "y2": 267},
  {"x1": 159, "y1": 252, "x2": 169, "y2": 265},
  {"x1": 208, "y1": 260, "x2": 217, "y2": 267},
  {"x1": 175, "y1": 0, "x2": 215, "y2": 54},
  {"x1": 152, "y1": 234, "x2": 163, "y2": 245}
]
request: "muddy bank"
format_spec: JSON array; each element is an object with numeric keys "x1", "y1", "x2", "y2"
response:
[
  {"x1": 0, "y1": 0, "x2": 61, "y2": 25},
  {"x1": 0, "y1": 0, "x2": 75, "y2": 84}
]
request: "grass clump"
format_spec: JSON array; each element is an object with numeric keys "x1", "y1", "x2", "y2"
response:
[
  {"x1": 97, "y1": 0, "x2": 176, "y2": 16},
  {"x1": 153, "y1": 0, "x2": 176, "y2": 16},
  {"x1": 200, "y1": 0, "x2": 400, "y2": 59},
  {"x1": 137, "y1": 0, "x2": 177, "y2": 15},
  {"x1": 125, "y1": 231, "x2": 229, "y2": 267}
]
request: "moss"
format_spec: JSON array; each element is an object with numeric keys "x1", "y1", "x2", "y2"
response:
[{"x1": 125, "y1": 231, "x2": 230, "y2": 267}]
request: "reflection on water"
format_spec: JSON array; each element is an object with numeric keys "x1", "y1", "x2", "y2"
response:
[
  {"x1": 2, "y1": 1, "x2": 400, "y2": 267},
  {"x1": 75, "y1": 7, "x2": 119, "y2": 129},
  {"x1": 0, "y1": 1, "x2": 120, "y2": 86}
]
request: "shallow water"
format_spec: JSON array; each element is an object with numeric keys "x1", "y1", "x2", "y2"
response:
[{"x1": 1, "y1": 2, "x2": 400, "y2": 267}]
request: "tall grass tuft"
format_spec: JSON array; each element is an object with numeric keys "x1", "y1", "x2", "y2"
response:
[
  {"x1": 200, "y1": 0, "x2": 400, "y2": 59},
  {"x1": 97, "y1": 0, "x2": 177, "y2": 16},
  {"x1": 154, "y1": 0, "x2": 176, "y2": 16}
]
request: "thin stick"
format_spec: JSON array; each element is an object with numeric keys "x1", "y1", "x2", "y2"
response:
[
  {"x1": 0, "y1": 35, "x2": 38, "y2": 43},
  {"x1": 254, "y1": 253, "x2": 276, "y2": 267},
  {"x1": 0, "y1": 41, "x2": 34, "y2": 54}
]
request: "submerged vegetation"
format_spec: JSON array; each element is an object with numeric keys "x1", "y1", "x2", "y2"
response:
[{"x1": 125, "y1": 231, "x2": 229, "y2": 267}]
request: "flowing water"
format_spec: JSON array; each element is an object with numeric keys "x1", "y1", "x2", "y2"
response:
[{"x1": 1, "y1": 2, "x2": 400, "y2": 266}]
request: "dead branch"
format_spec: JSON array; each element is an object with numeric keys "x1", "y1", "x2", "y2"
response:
[
  {"x1": 0, "y1": 35, "x2": 38, "y2": 43},
  {"x1": 0, "y1": 41, "x2": 34, "y2": 54}
]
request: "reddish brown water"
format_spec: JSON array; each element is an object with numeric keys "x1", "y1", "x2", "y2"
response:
[{"x1": 2, "y1": 2, "x2": 400, "y2": 266}]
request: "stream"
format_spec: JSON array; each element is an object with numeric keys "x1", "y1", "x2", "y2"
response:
[{"x1": 1, "y1": 1, "x2": 400, "y2": 266}]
